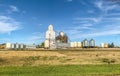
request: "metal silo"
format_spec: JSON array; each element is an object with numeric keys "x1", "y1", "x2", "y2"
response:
[
  {"x1": 104, "y1": 43, "x2": 108, "y2": 48},
  {"x1": 6, "y1": 43, "x2": 11, "y2": 49},
  {"x1": 74, "y1": 42, "x2": 77, "y2": 47},
  {"x1": 21, "y1": 44, "x2": 24, "y2": 49},
  {"x1": 83, "y1": 39, "x2": 89, "y2": 48},
  {"x1": 70, "y1": 42, "x2": 74, "y2": 48},
  {"x1": 89, "y1": 39, "x2": 95, "y2": 48},
  {"x1": 11, "y1": 44, "x2": 15, "y2": 49},
  {"x1": 100, "y1": 43, "x2": 104, "y2": 48},
  {"x1": 77, "y1": 42, "x2": 82, "y2": 48},
  {"x1": 16, "y1": 43, "x2": 19, "y2": 50}
]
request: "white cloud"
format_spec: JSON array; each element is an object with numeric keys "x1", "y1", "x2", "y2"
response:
[
  {"x1": 0, "y1": 4, "x2": 21, "y2": 14},
  {"x1": 82, "y1": 24, "x2": 93, "y2": 27},
  {"x1": 95, "y1": 1, "x2": 103, "y2": 10},
  {"x1": 105, "y1": 13, "x2": 120, "y2": 17},
  {"x1": 74, "y1": 17, "x2": 102, "y2": 23},
  {"x1": 29, "y1": 36, "x2": 43, "y2": 40},
  {"x1": 68, "y1": 0, "x2": 120, "y2": 41},
  {"x1": 80, "y1": 29, "x2": 120, "y2": 38},
  {"x1": 75, "y1": 17, "x2": 120, "y2": 24},
  {"x1": 67, "y1": 0, "x2": 72, "y2": 2},
  {"x1": 65, "y1": 29, "x2": 82, "y2": 35},
  {"x1": 28, "y1": 32, "x2": 45, "y2": 41},
  {"x1": 9, "y1": 5, "x2": 19, "y2": 12},
  {"x1": 70, "y1": 16, "x2": 120, "y2": 38},
  {"x1": 67, "y1": 19, "x2": 120, "y2": 39},
  {"x1": 0, "y1": 16, "x2": 20, "y2": 34},
  {"x1": 74, "y1": 25, "x2": 94, "y2": 30},
  {"x1": 38, "y1": 24, "x2": 42, "y2": 27},
  {"x1": 95, "y1": 1, "x2": 120, "y2": 13},
  {"x1": 6, "y1": 5, "x2": 19, "y2": 14},
  {"x1": 65, "y1": 24, "x2": 120, "y2": 40}
]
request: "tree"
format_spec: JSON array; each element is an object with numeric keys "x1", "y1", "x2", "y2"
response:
[
  {"x1": 108, "y1": 42, "x2": 114, "y2": 48},
  {"x1": 111, "y1": 42, "x2": 114, "y2": 48},
  {"x1": 36, "y1": 45, "x2": 41, "y2": 48},
  {"x1": 40, "y1": 42, "x2": 44, "y2": 48},
  {"x1": 108, "y1": 43, "x2": 111, "y2": 48}
]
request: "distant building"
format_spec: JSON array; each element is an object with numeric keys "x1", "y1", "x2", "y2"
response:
[
  {"x1": 70, "y1": 42, "x2": 82, "y2": 48},
  {"x1": 5, "y1": 43, "x2": 36, "y2": 50},
  {"x1": 70, "y1": 42, "x2": 74, "y2": 48},
  {"x1": 100, "y1": 43, "x2": 104, "y2": 48},
  {"x1": 74, "y1": 42, "x2": 77, "y2": 47},
  {"x1": 56, "y1": 43, "x2": 70, "y2": 49},
  {"x1": 56, "y1": 31, "x2": 68, "y2": 43},
  {"x1": 100, "y1": 43, "x2": 108, "y2": 48},
  {"x1": 0, "y1": 44, "x2": 6, "y2": 49},
  {"x1": 25, "y1": 44, "x2": 36, "y2": 49},
  {"x1": 104, "y1": 43, "x2": 108, "y2": 48},
  {"x1": 44, "y1": 25, "x2": 56, "y2": 49},
  {"x1": 56, "y1": 31, "x2": 70, "y2": 49},
  {"x1": 77, "y1": 42, "x2": 82, "y2": 47},
  {"x1": 82, "y1": 39, "x2": 89, "y2": 48},
  {"x1": 44, "y1": 25, "x2": 71, "y2": 49},
  {"x1": 6, "y1": 43, "x2": 11, "y2": 49},
  {"x1": 89, "y1": 39, "x2": 95, "y2": 48}
]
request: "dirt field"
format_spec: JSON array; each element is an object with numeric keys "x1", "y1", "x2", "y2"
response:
[{"x1": 0, "y1": 49, "x2": 120, "y2": 66}]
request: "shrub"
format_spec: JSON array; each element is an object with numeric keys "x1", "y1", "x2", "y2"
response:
[{"x1": 102, "y1": 58, "x2": 116, "y2": 64}]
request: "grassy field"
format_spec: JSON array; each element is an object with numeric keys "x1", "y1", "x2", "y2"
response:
[
  {"x1": 0, "y1": 50, "x2": 120, "y2": 66},
  {"x1": 0, "y1": 50, "x2": 120, "y2": 76},
  {"x1": 0, "y1": 64, "x2": 120, "y2": 76}
]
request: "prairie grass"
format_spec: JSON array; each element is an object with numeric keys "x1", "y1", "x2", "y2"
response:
[{"x1": 0, "y1": 50, "x2": 120, "y2": 66}]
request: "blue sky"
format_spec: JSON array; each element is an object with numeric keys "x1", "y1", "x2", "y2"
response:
[{"x1": 0, "y1": 0, "x2": 120, "y2": 46}]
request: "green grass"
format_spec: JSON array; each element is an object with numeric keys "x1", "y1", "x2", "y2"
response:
[{"x1": 0, "y1": 64, "x2": 120, "y2": 76}]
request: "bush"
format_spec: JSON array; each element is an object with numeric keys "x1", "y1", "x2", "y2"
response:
[{"x1": 102, "y1": 58, "x2": 116, "y2": 64}]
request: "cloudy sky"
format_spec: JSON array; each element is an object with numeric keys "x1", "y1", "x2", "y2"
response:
[{"x1": 0, "y1": 0, "x2": 120, "y2": 45}]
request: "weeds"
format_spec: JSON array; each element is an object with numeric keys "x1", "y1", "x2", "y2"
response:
[{"x1": 102, "y1": 58, "x2": 116, "y2": 64}]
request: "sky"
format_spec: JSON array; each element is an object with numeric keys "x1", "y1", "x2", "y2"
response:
[{"x1": 0, "y1": 0, "x2": 120, "y2": 46}]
